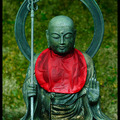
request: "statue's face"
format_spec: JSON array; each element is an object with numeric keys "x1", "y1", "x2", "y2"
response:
[{"x1": 47, "y1": 26, "x2": 76, "y2": 55}]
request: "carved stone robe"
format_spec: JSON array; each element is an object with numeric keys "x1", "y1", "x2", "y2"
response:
[{"x1": 21, "y1": 48, "x2": 110, "y2": 120}]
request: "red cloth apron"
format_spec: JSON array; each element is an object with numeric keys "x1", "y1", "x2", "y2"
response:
[{"x1": 35, "y1": 48, "x2": 87, "y2": 94}]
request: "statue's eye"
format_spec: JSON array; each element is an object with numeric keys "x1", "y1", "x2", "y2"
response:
[
  {"x1": 64, "y1": 33, "x2": 73, "y2": 39},
  {"x1": 51, "y1": 34, "x2": 60, "y2": 39}
]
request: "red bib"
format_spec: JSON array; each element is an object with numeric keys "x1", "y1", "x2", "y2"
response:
[{"x1": 35, "y1": 48, "x2": 87, "y2": 94}]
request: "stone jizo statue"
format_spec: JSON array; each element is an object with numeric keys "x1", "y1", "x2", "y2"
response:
[
  {"x1": 20, "y1": 16, "x2": 110, "y2": 120},
  {"x1": 14, "y1": 0, "x2": 111, "y2": 119}
]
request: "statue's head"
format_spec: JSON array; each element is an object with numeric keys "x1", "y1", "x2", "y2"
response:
[{"x1": 46, "y1": 15, "x2": 76, "y2": 55}]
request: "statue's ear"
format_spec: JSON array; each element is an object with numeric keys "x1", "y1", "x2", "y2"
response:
[
  {"x1": 46, "y1": 30, "x2": 50, "y2": 48},
  {"x1": 46, "y1": 30, "x2": 49, "y2": 40},
  {"x1": 74, "y1": 29, "x2": 76, "y2": 39},
  {"x1": 74, "y1": 29, "x2": 76, "y2": 48}
]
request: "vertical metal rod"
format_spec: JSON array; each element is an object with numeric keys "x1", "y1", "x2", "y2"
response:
[{"x1": 31, "y1": 0, "x2": 34, "y2": 120}]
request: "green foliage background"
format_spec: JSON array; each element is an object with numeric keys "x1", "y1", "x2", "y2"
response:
[{"x1": 3, "y1": 0, "x2": 117, "y2": 119}]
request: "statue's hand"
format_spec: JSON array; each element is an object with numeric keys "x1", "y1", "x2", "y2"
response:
[
  {"x1": 87, "y1": 77, "x2": 99, "y2": 103},
  {"x1": 27, "y1": 83, "x2": 37, "y2": 97}
]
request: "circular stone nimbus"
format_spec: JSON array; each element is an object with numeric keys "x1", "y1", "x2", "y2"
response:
[{"x1": 15, "y1": 0, "x2": 104, "y2": 61}]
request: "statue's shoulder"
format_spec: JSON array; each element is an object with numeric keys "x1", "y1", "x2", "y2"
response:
[
  {"x1": 26, "y1": 53, "x2": 40, "y2": 72},
  {"x1": 82, "y1": 52, "x2": 94, "y2": 69},
  {"x1": 33, "y1": 53, "x2": 41, "y2": 65},
  {"x1": 33, "y1": 49, "x2": 49, "y2": 65},
  {"x1": 82, "y1": 52, "x2": 95, "y2": 85},
  {"x1": 25, "y1": 53, "x2": 41, "y2": 80}
]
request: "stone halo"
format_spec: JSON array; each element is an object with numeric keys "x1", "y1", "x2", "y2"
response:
[{"x1": 15, "y1": 0, "x2": 104, "y2": 61}]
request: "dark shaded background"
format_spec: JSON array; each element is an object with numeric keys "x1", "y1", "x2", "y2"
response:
[{"x1": 3, "y1": 0, "x2": 117, "y2": 119}]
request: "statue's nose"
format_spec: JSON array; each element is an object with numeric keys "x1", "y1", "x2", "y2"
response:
[{"x1": 60, "y1": 36, "x2": 64, "y2": 44}]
